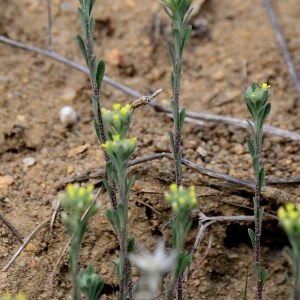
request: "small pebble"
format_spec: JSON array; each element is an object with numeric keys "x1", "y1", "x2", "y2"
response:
[
  {"x1": 22, "y1": 157, "x2": 36, "y2": 167},
  {"x1": 61, "y1": 88, "x2": 77, "y2": 102},
  {"x1": 106, "y1": 49, "x2": 121, "y2": 66},
  {"x1": 233, "y1": 144, "x2": 245, "y2": 155},
  {"x1": 60, "y1": 106, "x2": 78, "y2": 125},
  {"x1": 196, "y1": 146, "x2": 207, "y2": 157}
]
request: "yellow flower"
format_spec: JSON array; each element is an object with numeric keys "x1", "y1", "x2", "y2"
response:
[
  {"x1": 286, "y1": 203, "x2": 295, "y2": 212},
  {"x1": 170, "y1": 183, "x2": 177, "y2": 193},
  {"x1": 101, "y1": 108, "x2": 108, "y2": 115},
  {"x1": 259, "y1": 83, "x2": 270, "y2": 90},
  {"x1": 277, "y1": 207, "x2": 286, "y2": 219},
  {"x1": 112, "y1": 134, "x2": 120, "y2": 141},
  {"x1": 120, "y1": 104, "x2": 131, "y2": 116},
  {"x1": 113, "y1": 103, "x2": 121, "y2": 111},
  {"x1": 67, "y1": 184, "x2": 76, "y2": 200}
]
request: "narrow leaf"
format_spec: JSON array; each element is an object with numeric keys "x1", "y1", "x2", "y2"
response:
[
  {"x1": 89, "y1": 17, "x2": 95, "y2": 52},
  {"x1": 179, "y1": 108, "x2": 186, "y2": 134},
  {"x1": 162, "y1": 5, "x2": 172, "y2": 19},
  {"x1": 254, "y1": 262, "x2": 261, "y2": 280},
  {"x1": 128, "y1": 238, "x2": 135, "y2": 253},
  {"x1": 76, "y1": 34, "x2": 88, "y2": 66},
  {"x1": 259, "y1": 167, "x2": 265, "y2": 191},
  {"x1": 126, "y1": 176, "x2": 135, "y2": 202},
  {"x1": 89, "y1": 0, "x2": 96, "y2": 15},
  {"x1": 261, "y1": 269, "x2": 268, "y2": 288},
  {"x1": 83, "y1": 0, "x2": 90, "y2": 16},
  {"x1": 246, "y1": 137, "x2": 255, "y2": 158},
  {"x1": 165, "y1": 41, "x2": 175, "y2": 68},
  {"x1": 248, "y1": 228, "x2": 255, "y2": 250},
  {"x1": 93, "y1": 118, "x2": 101, "y2": 143},
  {"x1": 260, "y1": 103, "x2": 271, "y2": 128},
  {"x1": 246, "y1": 120, "x2": 256, "y2": 140},
  {"x1": 171, "y1": 100, "x2": 179, "y2": 127},
  {"x1": 91, "y1": 93, "x2": 99, "y2": 116},
  {"x1": 168, "y1": 130, "x2": 175, "y2": 155},
  {"x1": 181, "y1": 25, "x2": 192, "y2": 55},
  {"x1": 96, "y1": 60, "x2": 105, "y2": 90},
  {"x1": 171, "y1": 71, "x2": 175, "y2": 91},
  {"x1": 173, "y1": 28, "x2": 181, "y2": 56},
  {"x1": 252, "y1": 156, "x2": 259, "y2": 179},
  {"x1": 103, "y1": 180, "x2": 112, "y2": 200},
  {"x1": 259, "y1": 207, "x2": 264, "y2": 231},
  {"x1": 245, "y1": 102, "x2": 255, "y2": 120},
  {"x1": 89, "y1": 55, "x2": 97, "y2": 84},
  {"x1": 177, "y1": 149, "x2": 183, "y2": 175},
  {"x1": 78, "y1": 8, "x2": 88, "y2": 37},
  {"x1": 182, "y1": 7, "x2": 194, "y2": 31}
]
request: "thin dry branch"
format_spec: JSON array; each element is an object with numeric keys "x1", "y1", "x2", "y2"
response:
[
  {"x1": 1, "y1": 35, "x2": 300, "y2": 141},
  {"x1": 2, "y1": 218, "x2": 51, "y2": 271},
  {"x1": 262, "y1": 0, "x2": 300, "y2": 101},
  {"x1": 64, "y1": 152, "x2": 300, "y2": 205},
  {"x1": 0, "y1": 211, "x2": 23, "y2": 244}
]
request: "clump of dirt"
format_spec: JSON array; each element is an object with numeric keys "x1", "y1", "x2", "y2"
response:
[{"x1": 0, "y1": 0, "x2": 299, "y2": 299}]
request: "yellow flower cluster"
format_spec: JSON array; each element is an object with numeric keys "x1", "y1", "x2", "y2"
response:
[
  {"x1": 259, "y1": 83, "x2": 271, "y2": 90},
  {"x1": 278, "y1": 203, "x2": 300, "y2": 235},
  {"x1": 2, "y1": 294, "x2": 26, "y2": 300},
  {"x1": 165, "y1": 184, "x2": 197, "y2": 214},
  {"x1": 101, "y1": 103, "x2": 132, "y2": 139}
]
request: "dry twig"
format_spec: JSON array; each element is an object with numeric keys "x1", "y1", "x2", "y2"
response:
[
  {"x1": 262, "y1": 0, "x2": 300, "y2": 101},
  {"x1": 2, "y1": 218, "x2": 51, "y2": 271},
  {"x1": 1, "y1": 35, "x2": 300, "y2": 140},
  {"x1": 0, "y1": 211, "x2": 23, "y2": 244}
]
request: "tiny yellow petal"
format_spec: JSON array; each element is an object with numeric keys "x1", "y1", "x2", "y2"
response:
[
  {"x1": 289, "y1": 211, "x2": 298, "y2": 220},
  {"x1": 113, "y1": 135, "x2": 120, "y2": 141},
  {"x1": 113, "y1": 103, "x2": 121, "y2": 111},
  {"x1": 78, "y1": 186, "x2": 85, "y2": 198},
  {"x1": 67, "y1": 184, "x2": 75, "y2": 200},
  {"x1": 259, "y1": 83, "x2": 270, "y2": 90},
  {"x1": 113, "y1": 115, "x2": 119, "y2": 121},
  {"x1": 170, "y1": 183, "x2": 177, "y2": 193},
  {"x1": 277, "y1": 207, "x2": 286, "y2": 219},
  {"x1": 286, "y1": 203, "x2": 294, "y2": 212},
  {"x1": 101, "y1": 108, "x2": 107, "y2": 115}
]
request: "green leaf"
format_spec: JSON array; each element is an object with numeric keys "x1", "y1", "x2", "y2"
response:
[
  {"x1": 162, "y1": 5, "x2": 173, "y2": 19},
  {"x1": 182, "y1": 7, "x2": 194, "y2": 31},
  {"x1": 259, "y1": 167, "x2": 265, "y2": 191},
  {"x1": 252, "y1": 197, "x2": 258, "y2": 218},
  {"x1": 126, "y1": 176, "x2": 135, "y2": 202},
  {"x1": 171, "y1": 100, "x2": 179, "y2": 126},
  {"x1": 248, "y1": 228, "x2": 255, "y2": 250},
  {"x1": 165, "y1": 41, "x2": 175, "y2": 69},
  {"x1": 171, "y1": 71, "x2": 175, "y2": 91},
  {"x1": 91, "y1": 93, "x2": 99, "y2": 116},
  {"x1": 246, "y1": 120, "x2": 256, "y2": 140},
  {"x1": 89, "y1": 0, "x2": 96, "y2": 15},
  {"x1": 183, "y1": 296, "x2": 189, "y2": 300},
  {"x1": 168, "y1": 130, "x2": 175, "y2": 155},
  {"x1": 89, "y1": 55, "x2": 97, "y2": 84},
  {"x1": 118, "y1": 203, "x2": 125, "y2": 224},
  {"x1": 259, "y1": 207, "x2": 264, "y2": 231},
  {"x1": 93, "y1": 118, "x2": 101, "y2": 143},
  {"x1": 243, "y1": 269, "x2": 248, "y2": 300},
  {"x1": 78, "y1": 8, "x2": 88, "y2": 37},
  {"x1": 245, "y1": 101, "x2": 255, "y2": 120},
  {"x1": 252, "y1": 156, "x2": 259, "y2": 179},
  {"x1": 260, "y1": 90, "x2": 269, "y2": 106},
  {"x1": 181, "y1": 25, "x2": 192, "y2": 55},
  {"x1": 251, "y1": 82, "x2": 257, "y2": 91},
  {"x1": 173, "y1": 28, "x2": 181, "y2": 56},
  {"x1": 89, "y1": 17, "x2": 95, "y2": 52},
  {"x1": 246, "y1": 137, "x2": 255, "y2": 158},
  {"x1": 260, "y1": 103, "x2": 271, "y2": 128},
  {"x1": 124, "y1": 270, "x2": 131, "y2": 289},
  {"x1": 261, "y1": 269, "x2": 268, "y2": 288},
  {"x1": 96, "y1": 60, "x2": 105, "y2": 91},
  {"x1": 254, "y1": 262, "x2": 261, "y2": 280},
  {"x1": 83, "y1": 0, "x2": 90, "y2": 16},
  {"x1": 177, "y1": 58, "x2": 183, "y2": 87},
  {"x1": 179, "y1": 108, "x2": 186, "y2": 134},
  {"x1": 76, "y1": 34, "x2": 88, "y2": 66},
  {"x1": 128, "y1": 238, "x2": 135, "y2": 253},
  {"x1": 79, "y1": 0, "x2": 83, "y2": 7},
  {"x1": 106, "y1": 208, "x2": 120, "y2": 235}
]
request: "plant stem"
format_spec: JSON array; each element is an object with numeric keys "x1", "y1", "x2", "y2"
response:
[
  {"x1": 254, "y1": 182, "x2": 262, "y2": 300},
  {"x1": 173, "y1": 60, "x2": 182, "y2": 188},
  {"x1": 84, "y1": 14, "x2": 118, "y2": 210},
  {"x1": 70, "y1": 234, "x2": 80, "y2": 300}
]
